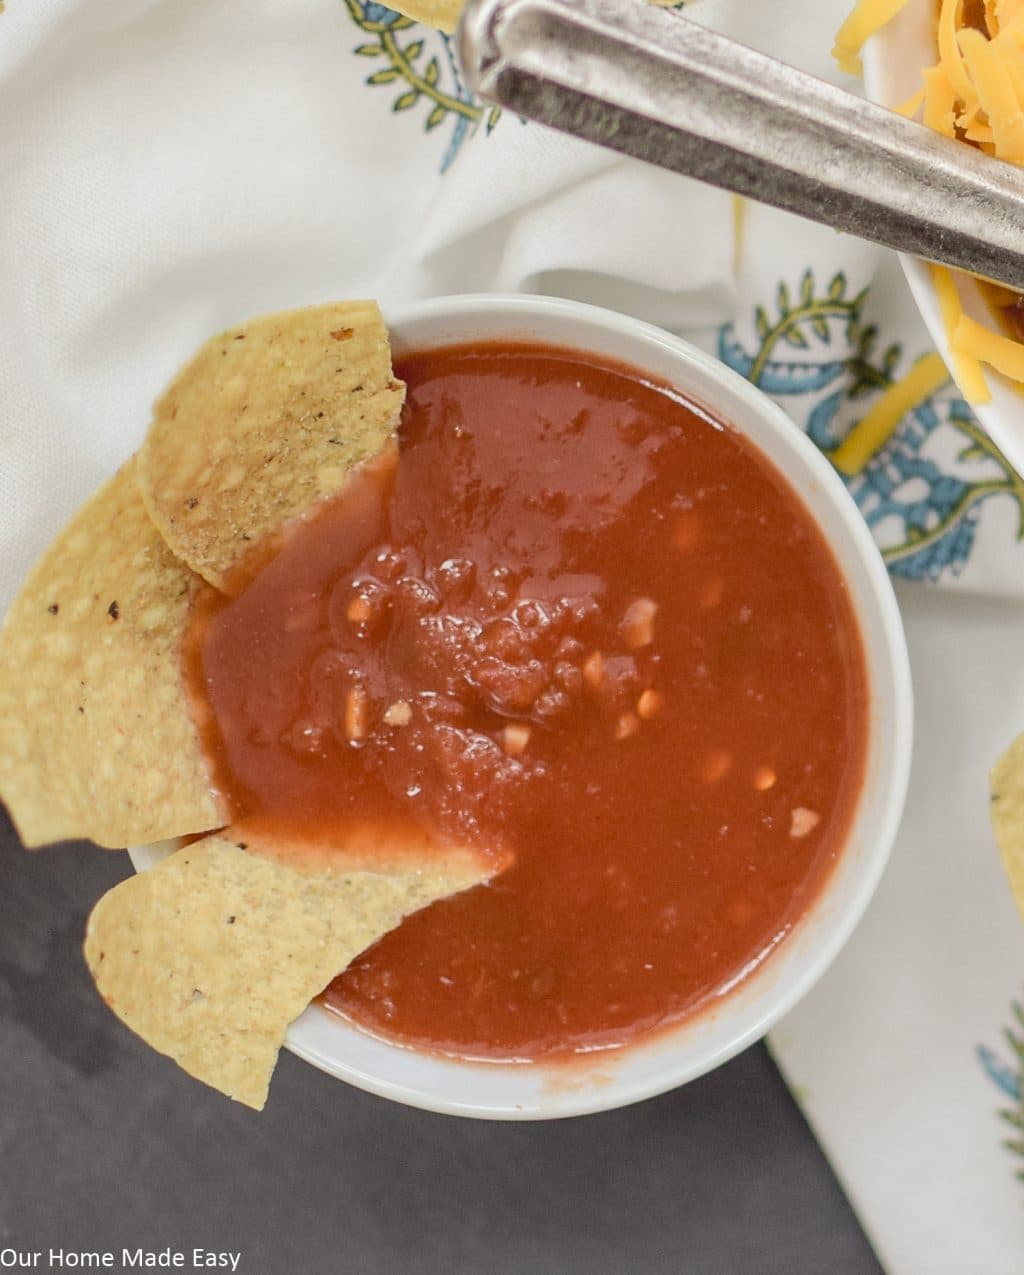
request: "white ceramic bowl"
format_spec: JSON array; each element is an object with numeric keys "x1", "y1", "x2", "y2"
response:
[
  {"x1": 864, "y1": 0, "x2": 1024, "y2": 478},
  {"x1": 134, "y1": 293, "x2": 913, "y2": 1119}
]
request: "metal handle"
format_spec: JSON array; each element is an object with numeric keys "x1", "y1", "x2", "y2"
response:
[{"x1": 457, "y1": 0, "x2": 1024, "y2": 291}]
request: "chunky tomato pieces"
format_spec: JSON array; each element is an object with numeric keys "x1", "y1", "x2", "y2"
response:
[{"x1": 186, "y1": 342, "x2": 868, "y2": 1060}]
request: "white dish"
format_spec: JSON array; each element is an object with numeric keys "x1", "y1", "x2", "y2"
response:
[
  {"x1": 864, "y1": 0, "x2": 1024, "y2": 478},
  {"x1": 133, "y1": 292, "x2": 913, "y2": 1119}
]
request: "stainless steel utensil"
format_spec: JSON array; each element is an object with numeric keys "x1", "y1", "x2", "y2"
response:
[{"x1": 457, "y1": 0, "x2": 1024, "y2": 290}]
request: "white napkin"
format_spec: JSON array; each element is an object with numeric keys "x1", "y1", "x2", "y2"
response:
[
  {"x1": 770, "y1": 585, "x2": 1024, "y2": 1275},
  {"x1": 3, "y1": 1, "x2": 1024, "y2": 1268}
]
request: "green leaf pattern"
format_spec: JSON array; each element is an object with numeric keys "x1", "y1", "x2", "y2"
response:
[
  {"x1": 342, "y1": 0, "x2": 500, "y2": 172},
  {"x1": 717, "y1": 269, "x2": 1024, "y2": 583}
]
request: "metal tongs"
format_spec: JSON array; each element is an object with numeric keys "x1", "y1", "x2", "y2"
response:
[{"x1": 457, "y1": 0, "x2": 1024, "y2": 291}]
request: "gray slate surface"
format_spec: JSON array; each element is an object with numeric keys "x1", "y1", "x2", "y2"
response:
[{"x1": 0, "y1": 811, "x2": 882, "y2": 1275}]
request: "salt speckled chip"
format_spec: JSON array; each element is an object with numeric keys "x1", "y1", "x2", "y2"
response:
[
  {"x1": 0, "y1": 459, "x2": 222, "y2": 849},
  {"x1": 84, "y1": 832, "x2": 493, "y2": 1109},
  {"x1": 138, "y1": 301, "x2": 405, "y2": 589},
  {"x1": 990, "y1": 733, "x2": 1024, "y2": 921}
]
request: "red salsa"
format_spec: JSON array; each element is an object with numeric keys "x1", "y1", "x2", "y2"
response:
[{"x1": 185, "y1": 341, "x2": 868, "y2": 1061}]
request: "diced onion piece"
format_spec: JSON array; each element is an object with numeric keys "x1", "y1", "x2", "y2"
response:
[
  {"x1": 345, "y1": 685, "x2": 369, "y2": 740},
  {"x1": 790, "y1": 807, "x2": 822, "y2": 838},
  {"x1": 502, "y1": 722, "x2": 532, "y2": 757},
  {"x1": 347, "y1": 594, "x2": 373, "y2": 625},
  {"x1": 621, "y1": 598, "x2": 657, "y2": 649},
  {"x1": 582, "y1": 651, "x2": 605, "y2": 689},
  {"x1": 637, "y1": 689, "x2": 663, "y2": 720},
  {"x1": 383, "y1": 699, "x2": 412, "y2": 727},
  {"x1": 615, "y1": 712, "x2": 640, "y2": 741}
]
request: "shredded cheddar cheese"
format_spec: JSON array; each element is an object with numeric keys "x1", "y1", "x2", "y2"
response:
[
  {"x1": 931, "y1": 266, "x2": 993, "y2": 403},
  {"x1": 835, "y1": 0, "x2": 1024, "y2": 400},
  {"x1": 732, "y1": 194, "x2": 746, "y2": 277},
  {"x1": 831, "y1": 353, "x2": 950, "y2": 474},
  {"x1": 957, "y1": 27, "x2": 1024, "y2": 158},
  {"x1": 939, "y1": 0, "x2": 980, "y2": 109},
  {"x1": 922, "y1": 62, "x2": 958, "y2": 133},
  {"x1": 954, "y1": 312, "x2": 1024, "y2": 379},
  {"x1": 832, "y1": 0, "x2": 911, "y2": 75},
  {"x1": 894, "y1": 85, "x2": 928, "y2": 115},
  {"x1": 964, "y1": 119, "x2": 996, "y2": 142},
  {"x1": 997, "y1": 0, "x2": 1024, "y2": 29}
]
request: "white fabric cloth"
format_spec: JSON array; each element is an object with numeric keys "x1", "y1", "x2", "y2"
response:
[
  {"x1": 2, "y1": 1, "x2": 1023, "y2": 1269},
  {"x1": 771, "y1": 584, "x2": 1024, "y2": 1275}
]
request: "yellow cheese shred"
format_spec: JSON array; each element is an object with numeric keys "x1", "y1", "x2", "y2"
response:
[
  {"x1": 832, "y1": 354, "x2": 950, "y2": 475},
  {"x1": 834, "y1": 0, "x2": 1024, "y2": 395},
  {"x1": 923, "y1": 62, "x2": 958, "y2": 133},
  {"x1": 989, "y1": 26, "x2": 1024, "y2": 109},
  {"x1": 931, "y1": 266, "x2": 993, "y2": 403},
  {"x1": 956, "y1": 86, "x2": 990, "y2": 133},
  {"x1": 964, "y1": 119, "x2": 996, "y2": 142},
  {"x1": 996, "y1": 0, "x2": 1024, "y2": 30},
  {"x1": 957, "y1": 27, "x2": 1024, "y2": 159},
  {"x1": 939, "y1": 0, "x2": 981, "y2": 111},
  {"x1": 732, "y1": 194, "x2": 746, "y2": 276},
  {"x1": 832, "y1": 0, "x2": 911, "y2": 75},
  {"x1": 953, "y1": 312, "x2": 1024, "y2": 381},
  {"x1": 894, "y1": 85, "x2": 927, "y2": 116}
]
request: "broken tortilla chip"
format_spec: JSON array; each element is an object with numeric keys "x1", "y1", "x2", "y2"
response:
[
  {"x1": 84, "y1": 832, "x2": 493, "y2": 1109},
  {"x1": 0, "y1": 459, "x2": 221, "y2": 849},
  {"x1": 990, "y1": 733, "x2": 1024, "y2": 920},
  {"x1": 138, "y1": 301, "x2": 405, "y2": 589}
]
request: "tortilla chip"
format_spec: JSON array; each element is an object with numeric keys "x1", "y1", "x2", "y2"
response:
[
  {"x1": 138, "y1": 301, "x2": 405, "y2": 589},
  {"x1": 0, "y1": 459, "x2": 222, "y2": 849},
  {"x1": 391, "y1": 0, "x2": 460, "y2": 31},
  {"x1": 389, "y1": 0, "x2": 678, "y2": 32},
  {"x1": 990, "y1": 733, "x2": 1024, "y2": 919},
  {"x1": 84, "y1": 832, "x2": 493, "y2": 1109}
]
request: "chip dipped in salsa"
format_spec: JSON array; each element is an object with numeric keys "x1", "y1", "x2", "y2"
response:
[{"x1": 185, "y1": 340, "x2": 868, "y2": 1062}]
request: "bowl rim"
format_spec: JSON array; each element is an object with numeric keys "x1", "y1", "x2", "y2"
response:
[{"x1": 134, "y1": 291, "x2": 914, "y2": 1119}]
